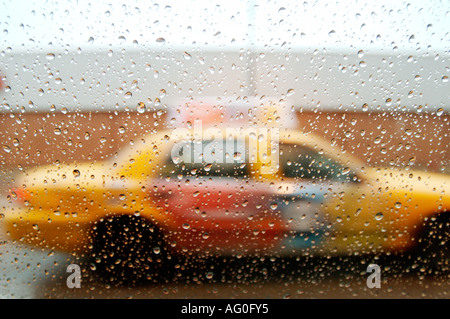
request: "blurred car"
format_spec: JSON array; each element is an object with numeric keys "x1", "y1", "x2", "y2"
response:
[{"x1": 4, "y1": 125, "x2": 449, "y2": 281}]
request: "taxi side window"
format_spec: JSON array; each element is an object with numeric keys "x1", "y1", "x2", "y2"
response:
[
  {"x1": 162, "y1": 139, "x2": 249, "y2": 178},
  {"x1": 280, "y1": 143, "x2": 356, "y2": 182}
]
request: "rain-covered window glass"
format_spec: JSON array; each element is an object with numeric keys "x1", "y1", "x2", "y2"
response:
[{"x1": 0, "y1": 0, "x2": 448, "y2": 301}]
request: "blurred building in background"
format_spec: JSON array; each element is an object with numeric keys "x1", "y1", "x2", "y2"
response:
[{"x1": 0, "y1": 0, "x2": 448, "y2": 171}]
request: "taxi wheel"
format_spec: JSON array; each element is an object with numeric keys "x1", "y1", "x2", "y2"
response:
[
  {"x1": 91, "y1": 215, "x2": 168, "y2": 285},
  {"x1": 415, "y1": 213, "x2": 449, "y2": 274}
]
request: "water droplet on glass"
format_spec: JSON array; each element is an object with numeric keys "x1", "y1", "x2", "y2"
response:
[
  {"x1": 73, "y1": 169, "x2": 80, "y2": 178},
  {"x1": 375, "y1": 212, "x2": 384, "y2": 221},
  {"x1": 342, "y1": 167, "x2": 350, "y2": 175},
  {"x1": 136, "y1": 102, "x2": 146, "y2": 113},
  {"x1": 124, "y1": 91, "x2": 132, "y2": 99},
  {"x1": 183, "y1": 52, "x2": 192, "y2": 60},
  {"x1": 172, "y1": 156, "x2": 181, "y2": 164},
  {"x1": 385, "y1": 98, "x2": 392, "y2": 106},
  {"x1": 156, "y1": 37, "x2": 166, "y2": 46}
]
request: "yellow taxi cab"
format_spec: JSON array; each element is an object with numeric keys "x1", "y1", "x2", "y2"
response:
[{"x1": 3, "y1": 102, "x2": 449, "y2": 282}]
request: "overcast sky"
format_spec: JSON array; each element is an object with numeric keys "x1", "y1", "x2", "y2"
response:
[{"x1": 1, "y1": 0, "x2": 449, "y2": 54}]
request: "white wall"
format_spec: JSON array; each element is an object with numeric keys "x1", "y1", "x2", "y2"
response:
[{"x1": 0, "y1": 49, "x2": 448, "y2": 113}]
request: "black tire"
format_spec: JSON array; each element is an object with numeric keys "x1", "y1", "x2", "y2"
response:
[
  {"x1": 91, "y1": 215, "x2": 169, "y2": 285},
  {"x1": 414, "y1": 213, "x2": 449, "y2": 274}
]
